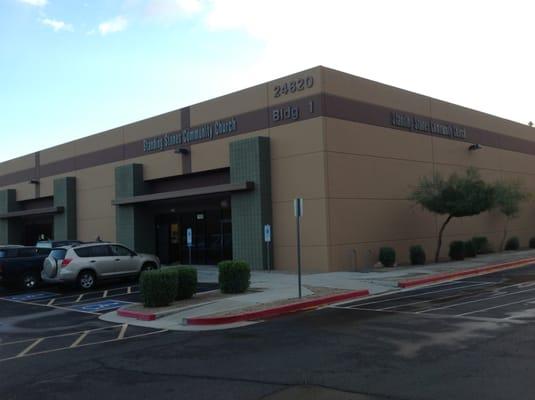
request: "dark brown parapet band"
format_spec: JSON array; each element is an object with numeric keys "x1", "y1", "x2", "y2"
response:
[{"x1": 1, "y1": 93, "x2": 534, "y2": 188}]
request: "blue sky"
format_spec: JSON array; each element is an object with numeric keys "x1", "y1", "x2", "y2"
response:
[{"x1": 1, "y1": 0, "x2": 534, "y2": 162}]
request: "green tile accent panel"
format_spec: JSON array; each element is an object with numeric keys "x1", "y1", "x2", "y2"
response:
[
  {"x1": 0, "y1": 189, "x2": 22, "y2": 245},
  {"x1": 115, "y1": 164, "x2": 154, "y2": 254},
  {"x1": 230, "y1": 136, "x2": 272, "y2": 270},
  {"x1": 53, "y1": 177, "x2": 77, "y2": 240}
]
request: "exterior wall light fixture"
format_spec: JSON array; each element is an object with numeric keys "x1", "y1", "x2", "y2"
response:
[
  {"x1": 29, "y1": 179, "x2": 40, "y2": 184},
  {"x1": 175, "y1": 147, "x2": 190, "y2": 155},
  {"x1": 468, "y1": 144, "x2": 482, "y2": 151}
]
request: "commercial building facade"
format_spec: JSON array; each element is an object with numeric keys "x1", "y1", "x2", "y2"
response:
[{"x1": 1, "y1": 66, "x2": 534, "y2": 271}]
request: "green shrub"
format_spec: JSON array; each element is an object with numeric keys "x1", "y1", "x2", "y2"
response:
[
  {"x1": 464, "y1": 240, "x2": 477, "y2": 258},
  {"x1": 472, "y1": 236, "x2": 491, "y2": 254},
  {"x1": 449, "y1": 241, "x2": 465, "y2": 261},
  {"x1": 505, "y1": 237, "x2": 520, "y2": 251},
  {"x1": 379, "y1": 247, "x2": 396, "y2": 267},
  {"x1": 409, "y1": 245, "x2": 426, "y2": 265},
  {"x1": 218, "y1": 260, "x2": 251, "y2": 293},
  {"x1": 140, "y1": 269, "x2": 178, "y2": 307},
  {"x1": 175, "y1": 267, "x2": 197, "y2": 300},
  {"x1": 529, "y1": 237, "x2": 535, "y2": 249}
]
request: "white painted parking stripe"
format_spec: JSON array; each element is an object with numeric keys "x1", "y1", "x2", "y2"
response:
[
  {"x1": 47, "y1": 298, "x2": 56, "y2": 306},
  {"x1": 0, "y1": 325, "x2": 124, "y2": 347},
  {"x1": 459, "y1": 295, "x2": 535, "y2": 316},
  {"x1": 329, "y1": 305, "x2": 521, "y2": 323},
  {"x1": 127, "y1": 286, "x2": 132, "y2": 294},
  {"x1": 346, "y1": 282, "x2": 493, "y2": 309},
  {"x1": 117, "y1": 324, "x2": 128, "y2": 340},
  {"x1": 0, "y1": 329, "x2": 168, "y2": 363},
  {"x1": 75, "y1": 294, "x2": 84, "y2": 303},
  {"x1": 17, "y1": 338, "x2": 44, "y2": 357},
  {"x1": 0, "y1": 296, "x2": 101, "y2": 315},
  {"x1": 419, "y1": 285, "x2": 535, "y2": 314},
  {"x1": 70, "y1": 331, "x2": 89, "y2": 348},
  {"x1": 102, "y1": 290, "x2": 108, "y2": 298}
]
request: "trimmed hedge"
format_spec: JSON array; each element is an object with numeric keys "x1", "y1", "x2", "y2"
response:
[
  {"x1": 218, "y1": 260, "x2": 250, "y2": 294},
  {"x1": 472, "y1": 236, "x2": 491, "y2": 254},
  {"x1": 409, "y1": 245, "x2": 426, "y2": 265},
  {"x1": 171, "y1": 266, "x2": 198, "y2": 300},
  {"x1": 505, "y1": 237, "x2": 520, "y2": 251},
  {"x1": 449, "y1": 241, "x2": 465, "y2": 261},
  {"x1": 379, "y1": 247, "x2": 396, "y2": 268},
  {"x1": 529, "y1": 237, "x2": 535, "y2": 249},
  {"x1": 140, "y1": 269, "x2": 178, "y2": 307},
  {"x1": 464, "y1": 240, "x2": 477, "y2": 258}
]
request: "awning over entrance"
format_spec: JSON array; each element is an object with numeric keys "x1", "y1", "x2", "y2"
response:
[
  {"x1": 111, "y1": 182, "x2": 254, "y2": 206},
  {"x1": 0, "y1": 206, "x2": 64, "y2": 219}
]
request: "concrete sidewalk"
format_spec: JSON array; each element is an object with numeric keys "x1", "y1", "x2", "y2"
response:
[{"x1": 100, "y1": 248, "x2": 535, "y2": 331}]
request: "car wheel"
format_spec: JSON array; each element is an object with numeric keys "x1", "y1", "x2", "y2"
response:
[
  {"x1": 78, "y1": 270, "x2": 96, "y2": 290},
  {"x1": 21, "y1": 273, "x2": 38, "y2": 290}
]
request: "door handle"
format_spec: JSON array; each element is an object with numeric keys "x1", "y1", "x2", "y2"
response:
[
  {"x1": 115, "y1": 259, "x2": 120, "y2": 261},
  {"x1": 90, "y1": 260, "x2": 96, "y2": 263}
]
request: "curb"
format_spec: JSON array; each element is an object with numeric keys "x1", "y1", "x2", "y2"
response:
[
  {"x1": 398, "y1": 257, "x2": 535, "y2": 289},
  {"x1": 117, "y1": 309, "x2": 157, "y2": 321},
  {"x1": 185, "y1": 289, "x2": 370, "y2": 326}
]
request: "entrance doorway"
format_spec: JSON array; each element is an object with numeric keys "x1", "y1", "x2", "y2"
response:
[
  {"x1": 22, "y1": 215, "x2": 53, "y2": 246},
  {"x1": 154, "y1": 197, "x2": 232, "y2": 265}
]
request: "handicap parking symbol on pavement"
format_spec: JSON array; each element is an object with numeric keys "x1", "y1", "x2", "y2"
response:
[
  {"x1": 4, "y1": 292, "x2": 59, "y2": 302},
  {"x1": 69, "y1": 300, "x2": 132, "y2": 313}
]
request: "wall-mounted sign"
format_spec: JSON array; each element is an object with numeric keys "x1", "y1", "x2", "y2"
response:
[
  {"x1": 143, "y1": 117, "x2": 237, "y2": 153},
  {"x1": 391, "y1": 111, "x2": 466, "y2": 140}
]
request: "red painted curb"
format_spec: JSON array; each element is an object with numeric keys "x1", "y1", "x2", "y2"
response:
[
  {"x1": 398, "y1": 257, "x2": 535, "y2": 289},
  {"x1": 185, "y1": 289, "x2": 370, "y2": 326},
  {"x1": 117, "y1": 309, "x2": 156, "y2": 321}
]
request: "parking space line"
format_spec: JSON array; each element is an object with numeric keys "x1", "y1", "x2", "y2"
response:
[
  {"x1": 117, "y1": 324, "x2": 128, "y2": 340},
  {"x1": 0, "y1": 324, "x2": 125, "y2": 347},
  {"x1": 329, "y1": 305, "x2": 521, "y2": 323},
  {"x1": 47, "y1": 298, "x2": 56, "y2": 306},
  {"x1": 345, "y1": 282, "x2": 493, "y2": 309},
  {"x1": 0, "y1": 329, "x2": 168, "y2": 363},
  {"x1": 17, "y1": 338, "x2": 44, "y2": 357},
  {"x1": 70, "y1": 331, "x2": 89, "y2": 348},
  {"x1": 75, "y1": 294, "x2": 84, "y2": 302},
  {"x1": 419, "y1": 286, "x2": 535, "y2": 314},
  {"x1": 127, "y1": 286, "x2": 132, "y2": 294},
  {"x1": 0, "y1": 296, "x2": 101, "y2": 315},
  {"x1": 102, "y1": 290, "x2": 108, "y2": 298},
  {"x1": 459, "y1": 295, "x2": 535, "y2": 317}
]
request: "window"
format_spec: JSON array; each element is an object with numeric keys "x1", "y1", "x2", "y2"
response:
[
  {"x1": 90, "y1": 245, "x2": 111, "y2": 257},
  {"x1": 0, "y1": 250, "x2": 6, "y2": 258},
  {"x1": 18, "y1": 248, "x2": 38, "y2": 257},
  {"x1": 37, "y1": 248, "x2": 52, "y2": 256},
  {"x1": 110, "y1": 245, "x2": 132, "y2": 257},
  {"x1": 50, "y1": 249, "x2": 67, "y2": 260}
]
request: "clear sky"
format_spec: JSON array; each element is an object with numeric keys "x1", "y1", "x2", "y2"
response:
[{"x1": 1, "y1": 0, "x2": 534, "y2": 162}]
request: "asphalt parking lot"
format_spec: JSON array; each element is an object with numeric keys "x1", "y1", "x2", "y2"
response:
[
  {"x1": 330, "y1": 265, "x2": 535, "y2": 323},
  {"x1": 2, "y1": 265, "x2": 535, "y2": 400},
  {"x1": 0, "y1": 280, "x2": 218, "y2": 363}
]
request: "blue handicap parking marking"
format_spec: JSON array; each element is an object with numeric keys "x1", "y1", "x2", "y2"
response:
[
  {"x1": 69, "y1": 300, "x2": 132, "y2": 313},
  {"x1": 4, "y1": 291, "x2": 59, "y2": 302}
]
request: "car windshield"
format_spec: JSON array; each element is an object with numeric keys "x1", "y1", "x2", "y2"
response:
[
  {"x1": 49, "y1": 249, "x2": 67, "y2": 260},
  {"x1": 36, "y1": 241, "x2": 52, "y2": 249}
]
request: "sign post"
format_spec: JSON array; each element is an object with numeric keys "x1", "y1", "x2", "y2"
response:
[
  {"x1": 264, "y1": 224, "x2": 272, "y2": 272},
  {"x1": 294, "y1": 198, "x2": 303, "y2": 298},
  {"x1": 186, "y1": 227, "x2": 192, "y2": 265}
]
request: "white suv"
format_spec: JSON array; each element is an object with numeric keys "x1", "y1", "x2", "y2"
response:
[{"x1": 42, "y1": 243, "x2": 160, "y2": 290}]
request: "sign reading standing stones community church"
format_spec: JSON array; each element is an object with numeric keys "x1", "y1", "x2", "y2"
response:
[
  {"x1": 143, "y1": 117, "x2": 237, "y2": 153},
  {"x1": 391, "y1": 111, "x2": 467, "y2": 140}
]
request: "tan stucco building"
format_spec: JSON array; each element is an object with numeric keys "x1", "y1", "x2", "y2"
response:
[{"x1": 1, "y1": 66, "x2": 534, "y2": 271}]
